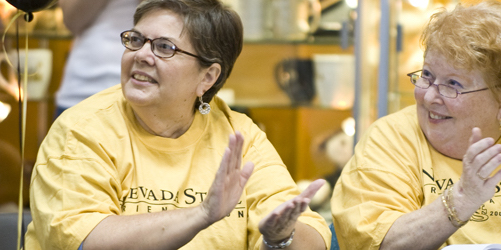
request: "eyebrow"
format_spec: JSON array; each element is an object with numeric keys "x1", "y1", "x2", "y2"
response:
[
  {"x1": 130, "y1": 28, "x2": 179, "y2": 43},
  {"x1": 422, "y1": 66, "x2": 469, "y2": 81}
]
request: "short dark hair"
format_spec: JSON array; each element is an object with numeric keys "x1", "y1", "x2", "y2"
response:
[{"x1": 134, "y1": 0, "x2": 243, "y2": 109}]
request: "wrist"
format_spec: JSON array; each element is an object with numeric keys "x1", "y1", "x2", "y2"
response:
[
  {"x1": 450, "y1": 184, "x2": 478, "y2": 221},
  {"x1": 262, "y1": 229, "x2": 295, "y2": 249},
  {"x1": 195, "y1": 204, "x2": 214, "y2": 229},
  {"x1": 441, "y1": 185, "x2": 473, "y2": 228}
]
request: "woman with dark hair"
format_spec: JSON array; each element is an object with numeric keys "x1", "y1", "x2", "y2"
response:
[{"x1": 25, "y1": 0, "x2": 331, "y2": 249}]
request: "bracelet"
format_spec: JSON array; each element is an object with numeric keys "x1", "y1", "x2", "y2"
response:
[
  {"x1": 441, "y1": 185, "x2": 469, "y2": 228},
  {"x1": 447, "y1": 186, "x2": 469, "y2": 227},
  {"x1": 262, "y1": 229, "x2": 295, "y2": 249}
]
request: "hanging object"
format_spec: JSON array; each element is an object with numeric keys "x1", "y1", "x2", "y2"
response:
[
  {"x1": 1, "y1": 2, "x2": 56, "y2": 250},
  {"x1": 5, "y1": 0, "x2": 57, "y2": 13}
]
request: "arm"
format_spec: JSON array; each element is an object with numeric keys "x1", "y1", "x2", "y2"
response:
[
  {"x1": 380, "y1": 195, "x2": 457, "y2": 249},
  {"x1": 83, "y1": 207, "x2": 209, "y2": 250},
  {"x1": 381, "y1": 127, "x2": 501, "y2": 249},
  {"x1": 58, "y1": 0, "x2": 111, "y2": 35},
  {"x1": 82, "y1": 132, "x2": 254, "y2": 249}
]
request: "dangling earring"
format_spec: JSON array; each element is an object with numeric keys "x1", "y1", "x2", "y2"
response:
[{"x1": 198, "y1": 96, "x2": 211, "y2": 115}]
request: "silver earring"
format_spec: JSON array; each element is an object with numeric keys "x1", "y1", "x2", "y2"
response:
[{"x1": 198, "y1": 96, "x2": 211, "y2": 115}]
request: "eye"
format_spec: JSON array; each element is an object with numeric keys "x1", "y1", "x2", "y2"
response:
[
  {"x1": 446, "y1": 79, "x2": 464, "y2": 89},
  {"x1": 129, "y1": 34, "x2": 145, "y2": 47},
  {"x1": 421, "y1": 69, "x2": 433, "y2": 79},
  {"x1": 154, "y1": 39, "x2": 175, "y2": 55},
  {"x1": 157, "y1": 42, "x2": 173, "y2": 50}
]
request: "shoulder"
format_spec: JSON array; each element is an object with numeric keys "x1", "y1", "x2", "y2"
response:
[
  {"x1": 57, "y1": 85, "x2": 124, "y2": 123},
  {"x1": 211, "y1": 97, "x2": 261, "y2": 136},
  {"x1": 372, "y1": 105, "x2": 418, "y2": 131},
  {"x1": 352, "y1": 105, "x2": 427, "y2": 170},
  {"x1": 362, "y1": 105, "x2": 421, "y2": 144},
  {"x1": 210, "y1": 97, "x2": 280, "y2": 161},
  {"x1": 49, "y1": 85, "x2": 128, "y2": 145}
]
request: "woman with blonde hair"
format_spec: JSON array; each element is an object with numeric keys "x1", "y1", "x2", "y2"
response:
[{"x1": 332, "y1": 1, "x2": 501, "y2": 249}]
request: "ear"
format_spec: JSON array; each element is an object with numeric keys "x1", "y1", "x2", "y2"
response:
[{"x1": 197, "y1": 63, "x2": 221, "y2": 96}]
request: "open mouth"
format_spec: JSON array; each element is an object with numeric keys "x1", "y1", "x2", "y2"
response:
[
  {"x1": 429, "y1": 112, "x2": 451, "y2": 120},
  {"x1": 132, "y1": 73, "x2": 158, "y2": 83}
]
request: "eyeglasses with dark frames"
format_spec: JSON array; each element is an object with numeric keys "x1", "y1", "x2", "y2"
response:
[
  {"x1": 407, "y1": 70, "x2": 488, "y2": 98},
  {"x1": 120, "y1": 30, "x2": 205, "y2": 61}
]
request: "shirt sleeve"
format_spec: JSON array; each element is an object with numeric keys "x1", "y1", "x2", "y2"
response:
[
  {"x1": 242, "y1": 125, "x2": 332, "y2": 250},
  {"x1": 331, "y1": 112, "x2": 424, "y2": 250},
  {"x1": 29, "y1": 119, "x2": 123, "y2": 250}
]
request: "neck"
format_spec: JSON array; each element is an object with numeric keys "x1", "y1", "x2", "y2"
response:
[{"x1": 132, "y1": 104, "x2": 196, "y2": 139}]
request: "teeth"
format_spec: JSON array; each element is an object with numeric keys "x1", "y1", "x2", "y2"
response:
[
  {"x1": 133, "y1": 74, "x2": 156, "y2": 83},
  {"x1": 430, "y1": 112, "x2": 448, "y2": 119}
]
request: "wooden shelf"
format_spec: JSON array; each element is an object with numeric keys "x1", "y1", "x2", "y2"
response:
[{"x1": 248, "y1": 106, "x2": 352, "y2": 181}]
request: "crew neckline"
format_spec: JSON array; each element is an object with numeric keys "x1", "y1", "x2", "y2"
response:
[{"x1": 123, "y1": 101, "x2": 209, "y2": 152}]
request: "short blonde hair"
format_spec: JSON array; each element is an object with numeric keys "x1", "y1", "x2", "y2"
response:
[{"x1": 421, "y1": 0, "x2": 501, "y2": 101}]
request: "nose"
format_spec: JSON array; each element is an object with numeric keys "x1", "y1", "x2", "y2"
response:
[
  {"x1": 422, "y1": 80, "x2": 444, "y2": 103},
  {"x1": 134, "y1": 40, "x2": 156, "y2": 65}
]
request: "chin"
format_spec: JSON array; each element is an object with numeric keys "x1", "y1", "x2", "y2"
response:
[
  {"x1": 427, "y1": 133, "x2": 466, "y2": 159},
  {"x1": 123, "y1": 85, "x2": 154, "y2": 107}
]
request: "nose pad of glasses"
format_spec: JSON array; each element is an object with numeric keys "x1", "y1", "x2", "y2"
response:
[
  {"x1": 134, "y1": 42, "x2": 156, "y2": 63},
  {"x1": 424, "y1": 82, "x2": 444, "y2": 98}
]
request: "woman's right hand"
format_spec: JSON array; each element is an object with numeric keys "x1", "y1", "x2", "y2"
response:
[
  {"x1": 199, "y1": 131, "x2": 255, "y2": 225},
  {"x1": 456, "y1": 127, "x2": 501, "y2": 220},
  {"x1": 258, "y1": 179, "x2": 325, "y2": 244}
]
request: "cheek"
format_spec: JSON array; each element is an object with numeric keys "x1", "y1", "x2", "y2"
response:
[
  {"x1": 414, "y1": 88, "x2": 425, "y2": 103},
  {"x1": 121, "y1": 52, "x2": 133, "y2": 70},
  {"x1": 121, "y1": 54, "x2": 134, "y2": 80},
  {"x1": 461, "y1": 98, "x2": 497, "y2": 124}
]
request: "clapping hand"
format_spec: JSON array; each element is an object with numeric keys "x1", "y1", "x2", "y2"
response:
[
  {"x1": 458, "y1": 127, "x2": 501, "y2": 218},
  {"x1": 200, "y1": 131, "x2": 255, "y2": 225},
  {"x1": 258, "y1": 179, "x2": 326, "y2": 244}
]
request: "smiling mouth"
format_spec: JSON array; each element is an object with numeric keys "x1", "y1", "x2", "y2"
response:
[
  {"x1": 429, "y1": 112, "x2": 451, "y2": 120},
  {"x1": 133, "y1": 74, "x2": 157, "y2": 83}
]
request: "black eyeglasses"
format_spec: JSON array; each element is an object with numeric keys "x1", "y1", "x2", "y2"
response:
[
  {"x1": 407, "y1": 70, "x2": 488, "y2": 98},
  {"x1": 120, "y1": 30, "x2": 204, "y2": 61}
]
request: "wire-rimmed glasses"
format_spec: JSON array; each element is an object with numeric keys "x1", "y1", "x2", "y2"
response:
[
  {"x1": 407, "y1": 70, "x2": 488, "y2": 98},
  {"x1": 120, "y1": 30, "x2": 205, "y2": 61}
]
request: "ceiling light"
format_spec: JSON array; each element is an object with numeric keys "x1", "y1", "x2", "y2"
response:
[{"x1": 409, "y1": 0, "x2": 429, "y2": 10}]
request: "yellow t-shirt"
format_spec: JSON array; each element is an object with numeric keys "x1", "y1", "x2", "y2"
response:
[
  {"x1": 26, "y1": 85, "x2": 331, "y2": 249},
  {"x1": 331, "y1": 105, "x2": 501, "y2": 250}
]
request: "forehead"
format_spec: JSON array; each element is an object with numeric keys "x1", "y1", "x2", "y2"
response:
[
  {"x1": 134, "y1": 9, "x2": 186, "y2": 41},
  {"x1": 424, "y1": 50, "x2": 463, "y2": 74},
  {"x1": 424, "y1": 50, "x2": 485, "y2": 86}
]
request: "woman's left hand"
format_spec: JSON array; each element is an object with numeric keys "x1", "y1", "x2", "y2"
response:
[
  {"x1": 457, "y1": 127, "x2": 501, "y2": 219},
  {"x1": 258, "y1": 179, "x2": 325, "y2": 244}
]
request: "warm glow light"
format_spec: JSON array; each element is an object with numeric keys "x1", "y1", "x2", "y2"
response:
[
  {"x1": 342, "y1": 117, "x2": 356, "y2": 137},
  {"x1": 331, "y1": 100, "x2": 349, "y2": 110},
  {"x1": 409, "y1": 0, "x2": 429, "y2": 10},
  {"x1": 0, "y1": 101, "x2": 11, "y2": 122},
  {"x1": 0, "y1": 1, "x2": 16, "y2": 16},
  {"x1": 345, "y1": 0, "x2": 358, "y2": 9},
  {"x1": 0, "y1": 1, "x2": 16, "y2": 25}
]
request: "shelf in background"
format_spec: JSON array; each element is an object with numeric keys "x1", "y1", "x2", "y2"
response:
[
  {"x1": 5, "y1": 31, "x2": 72, "y2": 40},
  {"x1": 247, "y1": 106, "x2": 353, "y2": 181}
]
